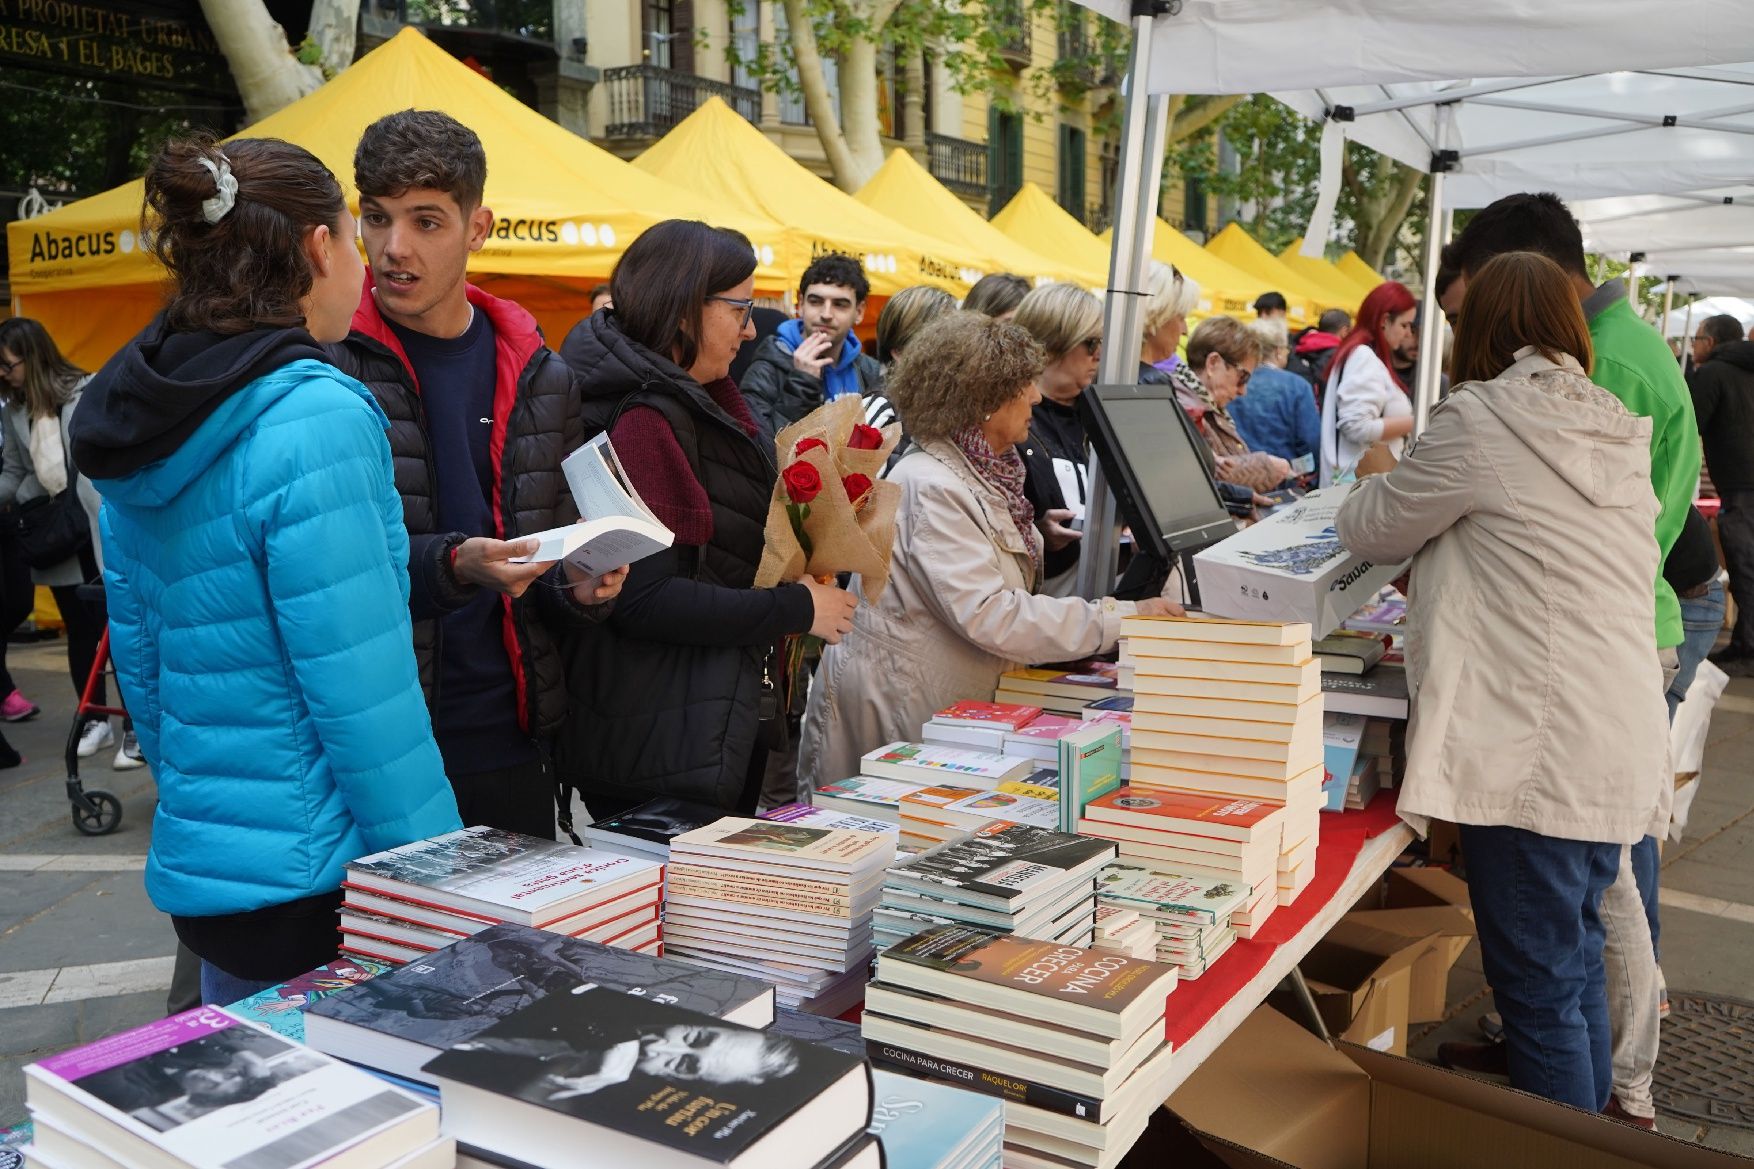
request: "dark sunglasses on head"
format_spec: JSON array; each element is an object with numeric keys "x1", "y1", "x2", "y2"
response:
[{"x1": 707, "y1": 295, "x2": 756, "y2": 328}]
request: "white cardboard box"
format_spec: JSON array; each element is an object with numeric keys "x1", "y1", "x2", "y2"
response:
[{"x1": 1193, "y1": 484, "x2": 1406, "y2": 638}]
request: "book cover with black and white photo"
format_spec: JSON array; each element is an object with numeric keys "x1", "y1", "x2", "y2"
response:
[
  {"x1": 581, "y1": 797, "x2": 730, "y2": 858},
  {"x1": 887, "y1": 822, "x2": 1115, "y2": 910},
  {"x1": 306, "y1": 924, "x2": 773, "y2": 1081},
  {"x1": 425, "y1": 988, "x2": 871, "y2": 1168}
]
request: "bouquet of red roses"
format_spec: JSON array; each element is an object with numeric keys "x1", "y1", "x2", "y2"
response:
[{"x1": 754, "y1": 395, "x2": 902, "y2": 601}]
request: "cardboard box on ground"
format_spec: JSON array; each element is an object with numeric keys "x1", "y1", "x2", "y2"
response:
[
  {"x1": 1167, "y1": 1005, "x2": 1745, "y2": 1169},
  {"x1": 1346, "y1": 866, "x2": 1476, "y2": 1024},
  {"x1": 1296, "y1": 918, "x2": 1431, "y2": 1055}
]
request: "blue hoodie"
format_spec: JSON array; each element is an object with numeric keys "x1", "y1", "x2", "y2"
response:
[
  {"x1": 73, "y1": 326, "x2": 461, "y2": 918},
  {"x1": 777, "y1": 317, "x2": 868, "y2": 404}
]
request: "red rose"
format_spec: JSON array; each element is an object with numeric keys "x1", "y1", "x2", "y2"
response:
[
  {"x1": 782, "y1": 461, "x2": 822, "y2": 503},
  {"x1": 847, "y1": 423, "x2": 884, "y2": 450},
  {"x1": 843, "y1": 473, "x2": 873, "y2": 505},
  {"x1": 795, "y1": 437, "x2": 828, "y2": 456}
]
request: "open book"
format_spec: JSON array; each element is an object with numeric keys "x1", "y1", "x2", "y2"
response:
[{"x1": 511, "y1": 433, "x2": 674, "y2": 576}]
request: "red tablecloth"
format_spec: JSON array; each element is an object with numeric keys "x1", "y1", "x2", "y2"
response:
[{"x1": 1162, "y1": 791, "x2": 1406, "y2": 1047}]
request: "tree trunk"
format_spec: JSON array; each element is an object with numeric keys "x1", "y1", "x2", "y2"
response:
[
  {"x1": 1357, "y1": 165, "x2": 1425, "y2": 273},
  {"x1": 782, "y1": 0, "x2": 860, "y2": 189},
  {"x1": 838, "y1": 36, "x2": 888, "y2": 188},
  {"x1": 306, "y1": 0, "x2": 360, "y2": 76},
  {"x1": 902, "y1": 49, "x2": 926, "y2": 158},
  {"x1": 199, "y1": 0, "x2": 321, "y2": 123}
]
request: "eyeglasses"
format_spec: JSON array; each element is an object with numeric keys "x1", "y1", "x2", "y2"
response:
[
  {"x1": 0, "y1": 358, "x2": 20, "y2": 375},
  {"x1": 1220, "y1": 356, "x2": 1252, "y2": 387},
  {"x1": 707, "y1": 295, "x2": 756, "y2": 328},
  {"x1": 1078, "y1": 336, "x2": 1102, "y2": 357}
]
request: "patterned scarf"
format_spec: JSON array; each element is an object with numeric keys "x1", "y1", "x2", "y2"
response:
[{"x1": 952, "y1": 425, "x2": 1040, "y2": 572}]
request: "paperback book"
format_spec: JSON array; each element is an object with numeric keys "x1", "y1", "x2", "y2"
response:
[
  {"x1": 861, "y1": 742, "x2": 1035, "y2": 790},
  {"x1": 887, "y1": 822, "x2": 1115, "y2": 912},
  {"x1": 222, "y1": 956, "x2": 391, "y2": 1042},
  {"x1": 509, "y1": 434, "x2": 673, "y2": 577},
  {"x1": 580, "y1": 797, "x2": 729, "y2": 860}
]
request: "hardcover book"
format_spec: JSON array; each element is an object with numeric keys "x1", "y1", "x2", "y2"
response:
[
  {"x1": 345, "y1": 827, "x2": 663, "y2": 929},
  {"x1": 24, "y1": 1008, "x2": 437, "y2": 1169},
  {"x1": 424, "y1": 988, "x2": 871, "y2": 1169},
  {"x1": 1321, "y1": 668, "x2": 1410, "y2": 719},
  {"x1": 888, "y1": 822, "x2": 1115, "y2": 911},
  {"x1": 765, "y1": 1009, "x2": 867, "y2": 1058},
  {"x1": 306, "y1": 923, "x2": 775, "y2": 1082},
  {"x1": 581, "y1": 797, "x2": 729, "y2": 858}
]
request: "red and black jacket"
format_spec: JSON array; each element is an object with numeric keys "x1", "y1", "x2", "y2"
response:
[{"x1": 326, "y1": 282, "x2": 589, "y2": 741}]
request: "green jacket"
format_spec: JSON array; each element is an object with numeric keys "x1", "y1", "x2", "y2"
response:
[{"x1": 1585, "y1": 293, "x2": 1699, "y2": 649}]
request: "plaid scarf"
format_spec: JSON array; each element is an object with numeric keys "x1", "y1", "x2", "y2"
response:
[{"x1": 952, "y1": 425, "x2": 1041, "y2": 573}]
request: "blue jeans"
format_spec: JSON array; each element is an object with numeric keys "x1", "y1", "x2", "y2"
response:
[
  {"x1": 199, "y1": 960, "x2": 279, "y2": 1007},
  {"x1": 1667, "y1": 577, "x2": 1726, "y2": 719},
  {"x1": 1459, "y1": 824, "x2": 1620, "y2": 1111}
]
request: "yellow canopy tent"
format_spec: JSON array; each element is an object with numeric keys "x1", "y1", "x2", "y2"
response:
[
  {"x1": 1279, "y1": 238, "x2": 1374, "y2": 311},
  {"x1": 6, "y1": 28, "x2": 789, "y2": 368},
  {"x1": 635, "y1": 100, "x2": 986, "y2": 300},
  {"x1": 856, "y1": 150, "x2": 1094, "y2": 288},
  {"x1": 1338, "y1": 251, "x2": 1389, "y2": 295},
  {"x1": 990, "y1": 183, "x2": 1114, "y2": 291},
  {"x1": 1099, "y1": 219, "x2": 1279, "y2": 319},
  {"x1": 1206, "y1": 223, "x2": 1352, "y2": 317}
]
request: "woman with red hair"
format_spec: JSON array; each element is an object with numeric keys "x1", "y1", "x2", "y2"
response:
[{"x1": 1319, "y1": 281, "x2": 1419, "y2": 485}]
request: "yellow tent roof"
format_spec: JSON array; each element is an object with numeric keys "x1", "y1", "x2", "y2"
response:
[
  {"x1": 1099, "y1": 219, "x2": 1281, "y2": 319},
  {"x1": 636, "y1": 100, "x2": 986, "y2": 299},
  {"x1": 1279, "y1": 238, "x2": 1374, "y2": 311},
  {"x1": 1206, "y1": 223, "x2": 1353, "y2": 314},
  {"x1": 990, "y1": 183, "x2": 1114, "y2": 289},
  {"x1": 8, "y1": 28, "x2": 788, "y2": 365},
  {"x1": 1337, "y1": 251, "x2": 1389, "y2": 295},
  {"x1": 856, "y1": 150, "x2": 1096, "y2": 289}
]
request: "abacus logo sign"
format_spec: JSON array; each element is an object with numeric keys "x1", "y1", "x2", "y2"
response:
[
  {"x1": 28, "y1": 229, "x2": 116, "y2": 263},
  {"x1": 491, "y1": 218, "x2": 562, "y2": 244}
]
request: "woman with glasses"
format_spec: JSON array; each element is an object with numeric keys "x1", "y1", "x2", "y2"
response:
[
  {"x1": 1177, "y1": 317, "x2": 1292, "y2": 495},
  {"x1": 1319, "y1": 281, "x2": 1419, "y2": 486},
  {"x1": 559, "y1": 220, "x2": 857, "y2": 818},
  {"x1": 1011, "y1": 283, "x2": 1105, "y2": 597}
]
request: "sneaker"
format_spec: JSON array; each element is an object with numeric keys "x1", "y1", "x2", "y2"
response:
[
  {"x1": 1436, "y1": 1039, "x2": 1510, "y2": 1077},
  {"x1": 113, "y1": 731, "x2": 144, "y2": 771},
  {"x1": 1604, "y1": 1096, "x2": 1657, "y2": 1130},
  {"x1": 0, "y1": 690, "x2": 39, "y2": 722},
  {"x1": 1478, "y1": 1012, "x2": 1504, "y2": 1042},
  {"x1": 76, "y1": 720, "x2": 114, "y2": 758}
]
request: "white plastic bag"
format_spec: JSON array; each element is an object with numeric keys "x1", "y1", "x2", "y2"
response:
[{"x1": 1668, "y1": 660, "x2": 1729, "y2": 842}]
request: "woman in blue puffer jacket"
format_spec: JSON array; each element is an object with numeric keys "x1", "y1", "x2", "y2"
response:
[{"x1": 69, "y1": 135, "x2": 462, "y2": 1005}]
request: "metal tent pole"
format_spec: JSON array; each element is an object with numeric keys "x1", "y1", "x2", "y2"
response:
[
  {"x1": 1661, "y1": 276, "x2": 1678, "y2": 346},
  {"x1": 1628, "y1": 252, "x2": 1646, "y2": 309},
  {"x1": 1413, "y1": 105, "x2": 1456, "y2": 436},
  {"x1": 1073, "y1": 0, "x2": 1171, "y2": 602}
]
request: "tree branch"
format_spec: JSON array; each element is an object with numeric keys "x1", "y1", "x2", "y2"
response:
[{"x1": 782, "y1": 0, "x2": 859, "y2": 189}]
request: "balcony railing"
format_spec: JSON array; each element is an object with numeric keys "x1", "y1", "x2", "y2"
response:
[
  {"x1": 603, "y1": 64, "x2": 761, "y2": 138},
  {"x1": 990, "y1": 0, "x2": 1031, "y2": 65},
  {"x1": 1055, "y1": 10, "x2": 1092, "y2": 88},
  {"x1": 926, "y1": 133, "x2": 989, "y2": 199}
]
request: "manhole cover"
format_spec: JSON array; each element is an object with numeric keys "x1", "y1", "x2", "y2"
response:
[{"x1": 1655, "y1": 991, "x2": 1754, "y2": 1128}]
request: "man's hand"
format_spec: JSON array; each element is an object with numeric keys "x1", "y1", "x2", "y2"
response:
[
  {"x1": 563, "y1": 562, "x2": 628, "y2": 606},
  {"x1": 543, "y1": 1041, "x2": 640, "y2": 1100},
  {"x1": 790, "y1": 331, "x2": 834, "y2": 380},
  {"x1": 1038, "y1": 508, "x2": 1082, "y2": 553},
  {"x1": 452, "y1": 537, "x2": 554, "y2": 599}
]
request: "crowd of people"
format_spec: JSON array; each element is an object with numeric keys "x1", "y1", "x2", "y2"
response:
[{"x1": 0, "y1": 107, "x2": 1731, "y2": 1132}]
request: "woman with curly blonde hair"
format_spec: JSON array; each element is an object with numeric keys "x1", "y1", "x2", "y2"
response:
[{"x1": 798, "y1": 312, "x2": 1179, "y2": 787}]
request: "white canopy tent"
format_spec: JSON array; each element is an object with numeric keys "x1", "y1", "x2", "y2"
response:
[
  {"x1": 1571, "y1": 190, "x2": 1754, "y2": 323},
  {"x1": 1654, "y1": 295, "x2": 1754, "y2": 336},
  {"x1": 1065, "y1": 0, "x2": 1754, "y2": 598}
]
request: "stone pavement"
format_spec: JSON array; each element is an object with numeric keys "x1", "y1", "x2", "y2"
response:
[{"x1": 3, "y1": 634, "x2": 1754, "y2": 1152}]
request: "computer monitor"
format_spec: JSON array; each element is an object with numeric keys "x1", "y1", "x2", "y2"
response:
[{"x1": 1078, "y1": 383, "x2": 1238, "y2": 603}]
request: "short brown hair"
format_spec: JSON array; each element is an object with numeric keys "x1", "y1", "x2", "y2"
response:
[
  {"x1": 887, "y1": 312, "x2": 1045, "y2": 443},
  {"x1": 1186, "y1": 316, "x2": 1261, "y2": 371},
  {"x1": 1450, "y1": 251, "x2": 1593, "y2": 386},
  {"x1": 144, "y1": 135, "x2": 345, "y2": 337},
  {"x1": 355, "y1": 109, "x2": 487, "y2": 213},
  {"x1": 610, "y1": 220, "x2": 756, "y2": 373}
]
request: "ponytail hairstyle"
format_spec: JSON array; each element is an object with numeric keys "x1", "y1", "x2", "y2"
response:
[
  {"x1": 144, "y1": 134, "x2": 346, "y2": 336},
  {"x1": 0, "y1": 318, "x2": 87, "y2": 419},
  {"x1": 1325, "y1": 281, "x2": 1418, "y2": 393}
]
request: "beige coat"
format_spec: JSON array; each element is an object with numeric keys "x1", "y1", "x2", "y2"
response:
[
  {"x1": 799, "y1": 439, "x2": 1135, "y2": 789},
  {"x1": 1336, "y1": 350, "x2": 1668, "y2": 845}
]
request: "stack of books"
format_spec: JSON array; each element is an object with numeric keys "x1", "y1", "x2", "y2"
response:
[
  {"x1": 1360, "y1": 717, "x2": 1405, "y2": 789},
  {"x1": 761, "y1": 802, "x2": 898, "y2": 836},
  {"x1": 1344, "y1": 756, "x2": 1382, "y2": 810},
  {"x1": 1091, "y1": 904, "x2": 1159, "y2": 959},
  {"x1": 340, "y1": 827, "x2": 665, "y2": 965},
  {"x1": 868, "y1": 1068, "x2": 1004, "y2": 1169},
  {"x1": 1320, "y1": 711, "x2": 1367, "y2": 812},
  {"x1": 1076, "y1": 788, "x2": 1283, "y2": 938},
  {"x1": 580, "y1": 797, "x2": 726, "y2": 863},
  {"x1": 1117, "y1": 614, "x2": 1326, "y2": 909},
  {"x1": 1321, "y1": 668, "x2": 1410, "y2": 721},
  {"x1": 24, "y1": 1009, "x2": 450, "y2": 1169},
  {"x1": 863, "y1": 924, "x2": 1178, "y2": 1169},
  {"x1": 1312, "y1": 630, "x2": 1390, "y2": 674},
  {"x1": 427, "y1": 988, "x2": 877, "y2": 1169},
  {"x1": 663, "y1": 817, "x2": 895, "y2": 1015},
  {"x1": 922, "y1": 700, "x2": 1045, "y2": 752},
  {"x1": 999, "y1": 713, "x2": 1084, "y2": 763},
  {"x1": 1095, "y1": 862, "x2": 1249, "y2": 978},
  {"x1": 897, "y1": 784, "x2": 1060, "y2": 851},
  {"x1": 876, "y1": 822, "x2": 1115, "y2": 951},
  {"x1": 305, "y1": 922, "x2": 774, "y2": 1085},
  {"x1": 813, "y1": 774, "x2": 928, "y2": 823},
  {"x1": 861, "y1": 741, "x2": 1038, "y2": 792},
  {"x1": 993, "y1": 661, "x2": 1125, "y2": 715}
]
